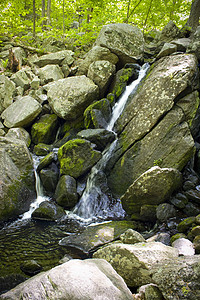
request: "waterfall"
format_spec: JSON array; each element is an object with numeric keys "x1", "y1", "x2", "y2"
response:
[
  {"x1": 73, "y1": 63, "x2": 150, "y2": 222},
  {"x1": 21, "y1": 156, "x2": 50, "y2": 220}
]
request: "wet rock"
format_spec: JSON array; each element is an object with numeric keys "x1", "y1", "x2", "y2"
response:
[
  {"x1": 32, "y1": 50, "x2": 74, "y2": 67},
  {"x1": 77, "y1": 128, "x2": 115, "y2": 151},
  {"x1": 84, "y1": 98, "x2": 111, "y2": 129},
  {"x1": 45, "y1": 76, "x2": 99, "y2": 120},
  {"x1": 156, "y1": 203, "x2": 176, "y2": 222},
  {"x1": 31, "y1": 201, "x2": 65, "y2": 221},
  {"x1": 1, "y1": 96, "x2": 42, "y2": 128},
  {"x1": 121, "y1": 166, "x2": 182, "y2": 215},
  {"x1": 37, "y1": 152, "x2": 56, "y2": 172},
  {"x1": 76, "y1": 46, "x2": 119, "y2": 75},
  {"x1": 38, "y1": 64, "x2": 64, "y2": 84},
  {"x1": 55, "y1": 175, "x2": 78, "y2": 209},
  {"x1": 94, "y1": 23, "x2": 144, "y2": 66},
  {"x1": 93, "y1": 242, "x2": 178, "y2": 287},
  {"x1": 0, "y1": 259, "x2": 133, "y2": 300},
  {"x1": 60, "y1": 221, "x2": 137, "y2": 254},
  {"x1": 172, "y1": 238, "x2": 195, "y2": 256},
  {"x1": 0, "y1": 75, "x2": 15, "y2": 114},
  {"x1": 39, "y1": 168, "x2": 59, "y2": 193},
  {"x1": 193, "y1": 235, "x2": 200, "y2": 253},
  {"x1": 191, "y1": 225, "x2": 200, "y2": 237},
  {"x1": 31, "y1": 114, "x2": 58, "y2": 145},
  {"x1": 183, "y1": 202, "x2": 200, "y2": 216},
  {"x1": 33, "y1": 143, "x2": 52, "y2": 156},
  {"x1": 20, "y1": 260, "x2": 42, "y2": 276},
  {"x1": 87, "y1": 60, "x2": 116, "y2": 98},
  {"x1": 120, "y1": 229, "x2": 145, "y2": 244},
  {"x1": 170, "y1": 233, "x2": 187, "y2": 244},
  {"x1": 58, "y1": 139, "x2": 102, "y2": 178},
  {"x1": 139, "y1": 205, "x2": 157, "y2": 223},
  {"x1": 170, "y1": 192, "x2": 188, "y2": 209},
  {"x1": 177, "y1": 216, "x2": 196, "y2": 233},
  {"x1": 185, "y1": 189, "x2": 200, "y2": 203},
  {"x1": 196, "y1": 214, "x2": 200, "y2": 224}
]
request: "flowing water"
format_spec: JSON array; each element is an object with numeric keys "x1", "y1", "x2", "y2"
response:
[{"x1": 0, "y1": 63, "x2": 149, "y2": 294}]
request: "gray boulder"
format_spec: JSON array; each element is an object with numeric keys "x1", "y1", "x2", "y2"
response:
[
  {"x1": 108, "y1": 54, "x2": 198, "y2": 196},
  {"x1": 156, "y1": 203, "x2": 177, "y2": 222},
  {"x1": 45, "y1": 76, "x2": 99, "y2": 120},
  {"x1": 11, "y1": 69, "x2": 31, "y2": 90},
  {"x1": 55, "y1": 175, "x2": 78, "y2": 209},
  {"x1": 172, "y1": 238, "x2": 195, "y2": 256},
  {"x1": 159, "y1": 20, "x2": 180, "y2": 42},
  {"x1": 121, "y1": 166, "x2": 182, "y2": 215},
  {"x1": 94, "y1": 23, "x2": 144, "y2": 65},
  {"x1": 1, "y1": 96, "x2": 42, "y2": 128},
  {"x1": 0, "y1": 259, "x2": 133, "y2": 300},
  {"x1": 0, "y1": 136, "x2": 35, "y2": 222},
  {"x1": 32, "y1": 50, "x2": 74, "y2": 67},
  {"x1": 93, "y1": 242, "x2": 179, "y2": 287},
  {"x1": 0, "y1": 75, "x2": 15, "y2": 114},
  {"x1": 120, "y1": 229, "x2": 145, "y2": 244},
  {"x1": 38, "y1": 64, "x2": 64, "y2": 84},
  {"x1": 157, "y1": 42, "x2": 177, "y2": 58},
  {"x1": 151, "y1": 255, "x2": 200, "y2": 300},
  {"x1": 171, "y1": 38, "x2": 191, "y2": 52},
  {"x1": 76, "y1": 45, "x2": 118, "y2": 75},
  {"x1": 87, "y1": 60, "x2": 116, "y2": 98},
  {"x1": 5, "y1": 127, "x2": 31, "y2": 147},
  {"x1": 39, "y1": 168, "x2": 58, "y2": 193},
  {"x1": 31, "y1": 201, "x2": 65, "y2": 221}
]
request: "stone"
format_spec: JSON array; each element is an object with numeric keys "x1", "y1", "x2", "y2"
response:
[
  {"x1": 0, "y1": 136, "x2": 35, "y2": 222},
  {"x1": 87, "y1": 60, "x2": 116, "y2": 98},
  {"x1": 108, "y1": 54, "x2": 198, "y2": 196},
  {"x1": 12, "y1": 47, "x2": 26, "y2": 69},
  {"x1": 39, "y1": 168, "x2": 58, "y2": 193},
  {"x1": 196, "y1": 214, "x2": 200, "y2": 224},
  {"x1": 45, "y1": 76, "x2": 99, "y2": 120},
  {"x1": 55, "y1": 175, "x2": 78, "y2": 209},
  {"x1": 37, "y1": 152, "x2": 56, "y2": 172},
  {"x1": 160, "y1": 20, "x2": 180, "y2": 42},
  {"x1": 20, "y1": 260, "x2": 42, "y2": 276},
  {"x1": 120, "y1": 229, "x2": 145, "y2": 244},
  {"x1": 33, "y1": 143, "x2": 52, "y2": 156},
  {"x1": 151, "y1": 255, "x2": 200, "y2": 300},
  {"x1": 0, "y1": 75, "x2": 15, "y2": 114},
  {"x1": 59, "y1": 220, "x2": 137, "y2": 254},
  {"x1": 185, "y1": 189, "x2": 200, "y2": 203},
  {"x1": 193, "y1": 235, "x2": 200, "y2": 253},
  {"x1": 140, "y1": 205, "x2": 157, "y2": 223},
  {"x1": 93, "y1": 242, "x2": 179, "y2": 287},
  {"x1": 157, "y1": 42, "x2": 177, "y2": 58},
  {"x1": 31, "y1": 200, "x2": 65, "y2": 221},
  {"x1": 30, "y1": 76, "x2": 40, "y2": 89},
  {"x1": 172, "y1": 238, "x2": 195, "y2": 256},
  {"x1": 177, "y1": 217, "x2": 196, "y2": 233},
  {"x1": 171, "y1": 38, "x2": 191, "y2": 52},
  {"x1": 76, "y1": 46, "x2": 119, "y2": 75},
  {"x1": 170, "y1": 233, "x2": 187, "y2": 244},
  {"x1": 183, "y1": 202, "x2": 200, "y2": 217},
  {"x1": 77, "y1": 128, "x2": 115, "y2": 151},
  {"x1": 31, "y1": 114, "x2": 58, "y2": 145},
  {"x1": 11, "y1": 69, "x2": 30, "y2": 90},
  {"x1": 58, "y1": 139, "x2": 102, "y2": 178},
  {"x1": 38, "y1": 64, "x2": 64, "y2": 84},
  {"x1": 1, "y1": 96, "x2": 42, "y2": 128},
  {"x1": 0, "y1": 259, "x2": 133, "y2": 300},
  {"x1": 32, "y1": 50, "x2": 74, "y2": 67},
  {"x1": 5, "y1": 127, "x2": 31, "y2": 147},
  {"x1": 156, "y1": 203, "x2": 176, "y2": 222},
  {"x1": 121, "y1": 166, "x2": 182, "y2": 215},
  {"x1": 84, "y1": 98, "x2": 111, "y2": 129},
  {"x1": 134, "y1": 284, "x2": 163, "y2": 300},
  {"x1": 94, "y1": 23, "x2": 144, "y2": 66}
]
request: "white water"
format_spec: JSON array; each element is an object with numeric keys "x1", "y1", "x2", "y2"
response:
[
  {"x1": 21, "y1": 156, "x2": 50, "y2": 220},
  {"x1": 73, "y1": 63, "x2": 150, "y2": 221}
]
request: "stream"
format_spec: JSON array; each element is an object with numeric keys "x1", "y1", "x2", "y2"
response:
[{"x1": 0, "y1": 63, "x2": 149, "y2": 294}]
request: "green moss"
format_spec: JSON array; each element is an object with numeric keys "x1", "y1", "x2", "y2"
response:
[
  {"x1": 60, "y1": 157, "x2": 84, "y2": 177},
  {"x1": 177, "y1": 217, "x2": 196, "y2": 233},
  {"x1": 170, "y1": 233, "x2": 187, "y2": 244}
]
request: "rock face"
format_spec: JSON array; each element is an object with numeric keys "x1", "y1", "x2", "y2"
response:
[
  {"x1": 0, "y1": 259, "x2": 133, "y2": 300},
  {"x1": 108, "y1": 54, "x2": 198, "y2": 196},
  {"x1": 121, "y1": 166, "x2": 182, "y2": 215},
  {"x1": 94, "y1": 23, "x2": 144, "y2": 65},
  {"x1": 1, "y1": 96, "x2": 42, "y2": 128},
  {"x1": 93, "y1": 242, "x2": 179, "y2": 287},
  {"x1": 58, "y1": 139, "x2": 102, "y2": 178},
  {"x1": 0, "y1": 136, "x2": 35, "y2": 222},
  {"x1": 45, "y1": 76, "x2": 99, "y2": 120}
]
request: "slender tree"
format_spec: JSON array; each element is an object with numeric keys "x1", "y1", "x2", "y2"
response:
[
  {"x1": 33, "y1": 0, "x2": 36, "y2": 38},
  {"x1": 42, "y1": 0, "x2": 46, "y2": 29},
  {"x1": 47, "y1": 0, "x2": 51, "y2": 27},
  {"x1": 187, "y1": 0, "x2": 200, "y2": 30}
]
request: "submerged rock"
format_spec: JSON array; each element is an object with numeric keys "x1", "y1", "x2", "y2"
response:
[
  {"x1": 0, "y1": 259, "x2": 133, "y2": 300},
  {"x1": 31, "y1": 201, "x2": 65, "y2": 221}
]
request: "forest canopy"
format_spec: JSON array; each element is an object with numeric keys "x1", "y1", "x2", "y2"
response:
[{"x1": 0, "y1": 0, "x2": 195, "y2": 50}]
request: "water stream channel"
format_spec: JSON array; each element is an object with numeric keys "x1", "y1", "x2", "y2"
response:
[{"x1": 0, "y1": 63, "x2": 149, "y2": 294}]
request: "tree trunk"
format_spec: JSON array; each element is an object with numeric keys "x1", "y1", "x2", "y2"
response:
[
  {"x1": 42, "y1": 0, "x2": 46, "y2": 29},
  {"x1": 47, "y1": 0, "x2": 51, "y2": 28},
  {"x1": 187, "y1": 0, "x2": 200, "y2": 30},
  {"x1": 33, "y1": 0, "x2": 36, "y2": 38}
]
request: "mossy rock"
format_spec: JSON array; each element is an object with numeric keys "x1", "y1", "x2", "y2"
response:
[
  {"x1": 58, "y1": 139, "x2": 102, "y2": 178},
  {"x1": 31, "y1": 201, "x2": 65, "y2": 221},
  {"x1": 170, "y1": 233, "x2": 187, "y2": 244},
  {"x1": 177, "y1": 217, "x2": 196, "y2": 233},
  {"x1": 37, "y1": 152, "x2": 56, "y2": 172},
  {"x1": 33, "y1": 143, "x2": 52, "y2": 156},
  {"x1": 31, "y1": 114, "x2": 58, "y2": 145}
]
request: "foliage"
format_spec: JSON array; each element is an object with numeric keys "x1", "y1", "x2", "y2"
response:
[{"x1": 0, "y1": 0, "x2": 193, "y2": 54}]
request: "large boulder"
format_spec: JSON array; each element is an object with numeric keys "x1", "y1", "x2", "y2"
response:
[
  {"x1": 0, "y1": 75, "x2": 15, "y2": 114},
  {"x1": 58, "y1": 139, "x2": 102, "y2": 178},
  {"x1": 1, "y1": 96, "x2": 42, "y2": 128},
  {"x1": 121, "y1": 166, "x2": 182, "y2": 215},
  {"x1": 94, "y1": 23, "x2": 144, "y2": 66},
  {"x1": 76, "y1": 45, "x2": 119, "y2": 75},
  {"x1": 0, "y1": 136, "x2": 35, "y2": 222},
  {"x1": 87, "y1": 60, "x2": 116, "y2": 98},
  {"x1": 93, "y1": 242, "x2": 179, "y2": 288},
  {"x1": 55, "y1": 175, "x2": 78, "y2": 209},
  {"x1": 45, "y1": 76, "x2": 99, "y2": 120},
  {"x1": 0, "y1": 259, "x2": 133, "y2": 300},
  {"x1": 38, "y1": 64, "x2": 64, "y2": 84},
  {"x1": 107, "y1": 54, "x2": 198, "y2": 196},
  {"x1": 31, "y1": 50, "x2": 74, "y2": 67}
]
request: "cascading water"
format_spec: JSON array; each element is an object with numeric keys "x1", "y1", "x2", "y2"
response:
[
  {"x1": 73, "y1": 63, "x2": 150, "y2": 222},
  {"x1": 21, "y1": 155, "x2": 50, "y2": 220}
]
